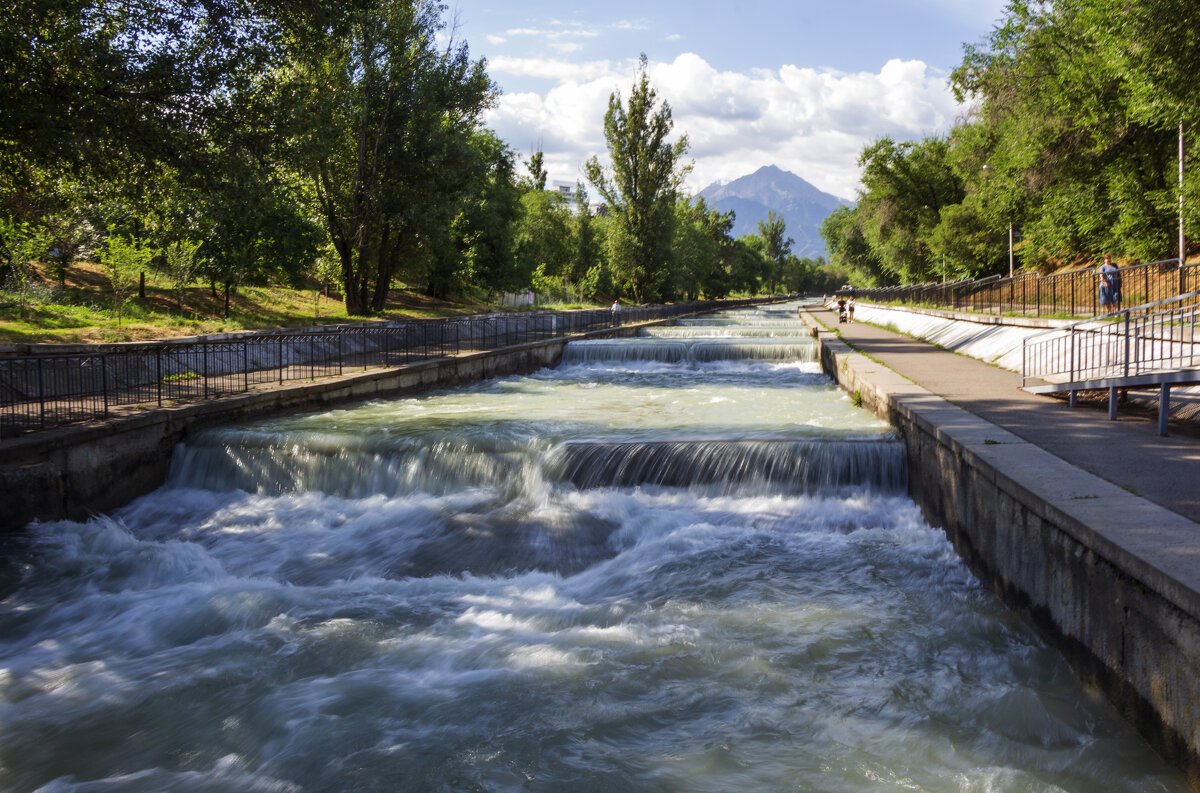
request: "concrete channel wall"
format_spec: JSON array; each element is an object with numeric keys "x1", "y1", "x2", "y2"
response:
[
  {"x1": 803, "y1": 315, "x2": 1200, "y2": 788},
  {"x1": 0, "y1": 324, "x2": 647, "y2": 533}
]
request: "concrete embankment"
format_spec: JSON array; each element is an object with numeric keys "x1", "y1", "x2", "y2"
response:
[
  {"x1": 802, "y1": 309, "x2": 1200, "y2": 787},
  {"x1": 0, "y1": 324, "x2": 646, "y2": 533}
]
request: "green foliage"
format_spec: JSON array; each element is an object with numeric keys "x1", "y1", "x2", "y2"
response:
[
  {"x1": 3, "y1": 1, "x2": 769, "y2": 317},
  {"x1": 455, "y1": 133, "x2": 523, "y2": 297},
  {"x1": 821, "y1": 206, "x2": 887, "y2": 286},
  {"x1": 526, "y1": 151, "x2": 548, "y2": 191},
  {"x1": 585, "y1": 57, "x2": 691, "y2": 302},
  {"x1": 756, "y1": 211, "x2": 794, "y2": 293},
  {"x1": 99, "y1": 233, "x2": 154, "y2": 326},
  {"x1": 281, "y1": 0, "x2": 496, "y2": 310},
  {"x1": 826, "y1": 0, "x2": 1200, "y2": 285},
  {"x1": 164, "y1": 239, "x2": 202, "y2": 314},
  {"x1": 571, "y1": 183, "x2": 601, "y2": 291},
  {"x1": 517, "y1": 190, "x2": 573, "y2": 293},
  {"x1": 0, "y1": 216, "x2": 50, "y2": 318}
]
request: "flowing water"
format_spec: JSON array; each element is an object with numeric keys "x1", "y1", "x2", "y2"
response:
[{"x1": 0, "y1": 303, "x2": 1188, "y2": 792}]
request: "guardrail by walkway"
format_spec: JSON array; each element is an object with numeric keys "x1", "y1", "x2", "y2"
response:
[
  {"x1": 857, "y1": 257, "x2": 1200, "y2": 319},
  {"x1": 1021, "y1": 291, "x2": 1200, "y2": 433},
  {"x1": 0, "y1": 299, "x2": 774, "y2": 438}
]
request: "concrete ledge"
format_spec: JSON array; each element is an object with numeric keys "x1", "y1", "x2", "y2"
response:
[{"x1": 801, "y1": 310, "x2": 1200, "y2": 787}]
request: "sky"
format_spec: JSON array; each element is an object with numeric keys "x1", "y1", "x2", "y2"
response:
[{"x1": 440, "y1": 0, "x2": 1010, "y2": 202}]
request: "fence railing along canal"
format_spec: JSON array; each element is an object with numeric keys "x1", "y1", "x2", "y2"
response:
[
  {"x1": 0, "y1": 299, "x2": 773, "y2": 438},
  {"x1": 856, "y1": 257, "x2": 1200, "y2": 319}
]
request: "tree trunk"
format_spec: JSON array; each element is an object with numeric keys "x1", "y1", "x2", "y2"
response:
[{"x1": 371, "y1": 222, "x2": 399, "y2": 314}]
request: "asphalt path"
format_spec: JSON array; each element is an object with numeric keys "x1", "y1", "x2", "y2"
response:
[{"x1": 807, "y1": 308, "x2": 1200, "y2": 523}]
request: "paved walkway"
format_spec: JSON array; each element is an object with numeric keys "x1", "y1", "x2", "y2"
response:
[{"x1": 806, "y1": 306, "x2": 1200, "y2": 523}]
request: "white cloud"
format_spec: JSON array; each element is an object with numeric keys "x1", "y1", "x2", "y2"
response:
[
  {"x1": 489, "y1": 56, "x2": 622, "y2": 83},
  {"x1": 486, "y1": 52, "x2": 961, "y2": 201},
  {"x1": 504, "y1": 24, "x2": 600, "y2": 41}
]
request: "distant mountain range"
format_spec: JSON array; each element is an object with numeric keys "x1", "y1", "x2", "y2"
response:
[{"x1": 698, "y1": 165, "x2": 853, "y2": 259}]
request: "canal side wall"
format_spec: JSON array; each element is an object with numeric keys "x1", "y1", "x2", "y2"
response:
[
  {"x1": 0, "y1": 323, "x2": 646, "y2": 533},
  {"x1": 804, "y1": 317, "x2": 1200, "y2": 786}
]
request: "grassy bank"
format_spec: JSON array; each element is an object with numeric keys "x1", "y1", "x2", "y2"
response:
[{"x1": 0, "y1": 262, "x2": 551, "y2": 344}]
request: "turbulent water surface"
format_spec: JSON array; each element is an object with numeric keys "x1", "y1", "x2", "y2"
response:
[{"x1": 0, "y1": 303, "x2": 1187, "y2": 792}]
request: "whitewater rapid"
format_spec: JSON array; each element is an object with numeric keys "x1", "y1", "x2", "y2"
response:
[{"x1": 0, "y1": 305, "x2": 1186, "y2": 792}]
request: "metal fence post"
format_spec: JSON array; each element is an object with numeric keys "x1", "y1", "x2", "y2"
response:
[
  {"x1": 100, "y1": 355, "x2": 109, "y2": 419},
  {"x1": 1123, "y1": 311, "x2": 1131, "y2": 377}
]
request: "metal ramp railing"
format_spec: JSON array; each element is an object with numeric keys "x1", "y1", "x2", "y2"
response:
[{"x1": 1021, "y1": 291, "x2": 1200, "y2": 434}]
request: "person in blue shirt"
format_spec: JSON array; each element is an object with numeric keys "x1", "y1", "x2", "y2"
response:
[{"x1": 1098, "y1": 254, "x2": 1121, "y2": 312}]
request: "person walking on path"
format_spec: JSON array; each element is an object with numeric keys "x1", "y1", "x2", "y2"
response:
[
  {"x1": 847, "y1": 295, "x2": 856, "y2": 323},
  {"x1": 1098, "y1": 254, "x2": 1121, "y2": 313}
]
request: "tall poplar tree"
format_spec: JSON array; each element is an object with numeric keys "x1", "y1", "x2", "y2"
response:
[
  {"x1": 585, "y1": 56, "x2": 690, "y2": 302},
  {"x1": 757, "y1": 211, "x2": 794, "y2": 294}
]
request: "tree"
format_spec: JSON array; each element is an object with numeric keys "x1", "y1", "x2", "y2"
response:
[
  {"x1": 757, "y1": 211, "x2": 794, "y2": 294},
  {"x1": 0, "y1": 0, "x2": 330, "y2": 187},
  {"x1": 0, "y1": 216, "x2": 49, "y2": 319},
  {"x1": 526, "y1": 150, "x2": 548, "y2": 191},
  {"x1": 585, "y1": 56, "x2": 690, "y2": 302},
  {"x1": 281, "y1": 0, "x2": 495, "y2": 313},
  {"x1": 820, "y1": 205, "x2": 887, "y2": 287},
  {"x1": 673, "y1": 196, "x2": 739, "y2": 299},
  {"x1": 949, "y1": 0, "x2": 1183, "y2": 267},
  {"x1": 516, "y1": 189, "x2": 572, "y2": 296},
  {"x1": 99, "y1": 232, "x2": 153, "y2": 326},
  {"x1": 855, "y1": 136, "x2": 964, "y2": 283},
  {"x1": 570, "y1": 182, "x2": 601, "y2": 294},
  {"x1": 164, "y1": 239, "x2": 203, "y2": 314},
  {"x1": 454, "y1": 131, "x2": 523, "y2": 297}
]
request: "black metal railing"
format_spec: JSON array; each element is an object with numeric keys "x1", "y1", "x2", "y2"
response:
[
  {"x1": 0, "y1": 299, "x2": 778, "y2": 437},
  {"x1": 855, "y1": 258, "x2": 1200, "y2": 319}
]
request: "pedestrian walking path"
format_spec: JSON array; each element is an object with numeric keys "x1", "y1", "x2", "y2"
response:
[{"x1": 805, "y1": 305, "x2": 1200, "y2": 523}]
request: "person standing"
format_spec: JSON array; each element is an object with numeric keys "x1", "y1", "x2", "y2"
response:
[
  {"x1": 847, "y1": 295, "x2": 856, "y2": 323},
  {"x1": 610, "y1": 299, "x2": 620, "y2": 327},
  {"x1": 1098, "y1": 254, "x2": 1120, "y2": 313}
]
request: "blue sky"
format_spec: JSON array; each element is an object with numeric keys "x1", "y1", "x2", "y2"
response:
[{"x1": 444, "y1": 0, "x2": 1010, "y2": 200}]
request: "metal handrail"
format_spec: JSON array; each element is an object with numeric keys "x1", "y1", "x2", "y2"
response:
[{"x1": 1021, "y1": 291, "x2": 1200, "y2": 390}]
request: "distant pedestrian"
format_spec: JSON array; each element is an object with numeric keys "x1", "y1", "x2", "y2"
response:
[
  {"x1": 610, "y1": 299, "x2": 620, "y2": 326},
  {"x1": 1098, "y1": 254, "x2": 1121, "y2": 312},
  {"x1": 847, "y1": 296, "x2": 856, "y2": 323}
]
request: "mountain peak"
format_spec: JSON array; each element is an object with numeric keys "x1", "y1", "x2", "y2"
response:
[{"x1": 698, "y1": 166, "x2": 851, "y2": 258}]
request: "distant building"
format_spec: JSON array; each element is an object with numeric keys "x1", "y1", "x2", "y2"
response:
[{"x1": 551, "y1": 181, "x2": 575, "y2": 201}]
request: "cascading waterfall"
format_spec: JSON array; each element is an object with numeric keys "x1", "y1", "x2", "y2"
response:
[
  {"x1": 0, "y1": 301, "x2": 1187, "y2": 793},
  {"x1": 641, "y1": 326, "x2": 814, "y2": 338},
  {"x1": 547, "y1": 438, "x2": 906, "y2": 493},
  {"x1": 560, "y1": 337, "x2": 819, "y2": 364}
]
